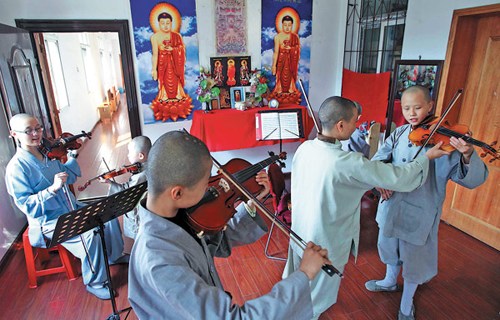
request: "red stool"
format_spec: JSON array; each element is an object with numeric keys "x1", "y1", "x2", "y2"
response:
[{"x1": 23, "y1": 228, "x2": 79, "y2": 288}]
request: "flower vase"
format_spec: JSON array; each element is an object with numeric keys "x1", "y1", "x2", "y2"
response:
[{"x1": 202, "y1": 101, "x2": 209, "y2": 113}]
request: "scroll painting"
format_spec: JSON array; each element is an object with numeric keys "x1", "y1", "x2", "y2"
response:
[
  {"x1": 130, "y1": 0, "x2": 200, "y2": 123},
  {"x1": 261, "y1": 0, "x2": 312, "y2": 106}
]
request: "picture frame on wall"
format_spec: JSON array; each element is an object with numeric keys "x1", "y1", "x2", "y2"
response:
[
  {"x1": 230, "y1": 87, "x2": 245, "y2": 109},
  {"x1": 386, "y1": 59, "x2": 444, "y2": 138},
  {"x1": 210, "y1": 56, "x2": 251, "y2": 88}
]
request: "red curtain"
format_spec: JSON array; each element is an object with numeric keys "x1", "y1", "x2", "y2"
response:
[{"x1": 341, "y1": 69, "x2": 391, "y2": 126}]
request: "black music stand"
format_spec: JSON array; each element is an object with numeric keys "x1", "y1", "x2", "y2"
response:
[{"x1": 50, "y1": 181, "x2": 148, "y2": 320}]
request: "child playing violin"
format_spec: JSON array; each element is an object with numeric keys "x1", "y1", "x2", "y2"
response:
[
  {"x1": 100, "y1": 136, "x2": 151, "y2": 241},
  {"x1": 366, "y1": 85, "x2": 489, "y2": 320},
  {"x1": 5, "y1": 113, "x2": 125, "y2": 300},
  {"x1": 128, "y1": 131, "x2": 331, "y2": 319}
]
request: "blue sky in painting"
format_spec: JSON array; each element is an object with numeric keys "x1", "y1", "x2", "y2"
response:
[{"x1": 130, "y1": 1, "x2": 200, "y2": 124}]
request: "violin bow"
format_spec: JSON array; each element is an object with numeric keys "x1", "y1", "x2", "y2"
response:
[
  {"x1": 412, "y1": 89, "x2": 463, "y2": 160},
  {"x1": 61, "y1": 183, "x2": 96, "y2": 273},
  {"x1": 298, "y1": 79, "x2": 321, "y2": 134},
  {"x1": 102, "y1": 157, "x2": 117, "y2": 183},
  {"x1": 211, "y1": 155, "x2": 343, "y2": 278}
]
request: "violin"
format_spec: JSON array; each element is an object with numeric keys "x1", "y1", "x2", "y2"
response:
[
  {"x1": 409, "y1": 116, "x2": 499, "y2": 163},
  {"x1": 40, "y1": 131, "x2": 92, "y2": 160},
  {"x1": 210, "y1": 155, "x2": 343, "y2": 278},
  {"x1": 78, "y1": 162, "x2": 143, "y2": 191},
  {"x1": 185, "y1": 152, "x2": 286, "y2": 236}
]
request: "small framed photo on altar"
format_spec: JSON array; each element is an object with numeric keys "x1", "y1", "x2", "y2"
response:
[
  {"x1": 230, "y1": 87, "x2": 245, "y2": 109},
  {"x1": 210, "y1": 97, "x2": 220, "y2": 110}
]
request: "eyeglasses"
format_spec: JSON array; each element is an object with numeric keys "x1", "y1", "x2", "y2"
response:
[{"x1": 13, "y1": 126, "x2": 44, "y2": 135}]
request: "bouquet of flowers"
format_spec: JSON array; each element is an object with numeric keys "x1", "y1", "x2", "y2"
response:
[
  {"x1": 248, "y1": 67, "x2": 271, "y2": 105},
  {"x1": 195, "y1": 67, "x2": 220, "y2": 105}
]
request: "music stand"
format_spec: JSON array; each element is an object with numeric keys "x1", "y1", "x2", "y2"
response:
[
  {"x1": 256, "y1": 109, "x2": 304, "y2": 153},
  {"x1": 50, "y1": 181, "x2": 148, "y2": 320}
]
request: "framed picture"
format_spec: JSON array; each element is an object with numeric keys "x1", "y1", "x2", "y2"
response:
[
  {"x1": 386, "y1": 60, "x2": 443, "y2": 137},
  {"x1": 210, "y1": 97, "x2": 220, "y2": 110},
  {"x1": 210, "y1": 56, "x2": 251, "y2": 88},
  {"x1": 230, "y1": 87, "x2": 245, "y2": 108},
  {"x1": 243, "y1": 86, "x2": 254, "y2": 100},
  {"x1": 219, "y1": 87, "x2": 231, "y2": 109}
]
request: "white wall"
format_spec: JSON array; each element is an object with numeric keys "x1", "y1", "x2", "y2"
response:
[
  {"x1": 402, "y1": 0, "x2": 499, "y2": 60},
  {"x1": 5, "y1": 0, "x2": 494, "y2": 166}
]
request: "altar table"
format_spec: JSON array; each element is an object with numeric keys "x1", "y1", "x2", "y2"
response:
[{"x1": 190, "y1": 105, "x2": 314, "y2": 152}]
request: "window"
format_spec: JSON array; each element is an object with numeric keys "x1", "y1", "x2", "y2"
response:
[
  {"x1": 44, "y1": 38, "x2": 70, "y2": 110},
  {"x1": 81, "y1": 46, "x2": 95, "y2": 93},
  {"x1": 344, "y1": 0, "x2": 407, "y2": 73}
]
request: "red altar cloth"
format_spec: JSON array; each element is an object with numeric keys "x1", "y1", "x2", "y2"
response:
[{"x1": 190, "y1": 105, "x2": 314, "y2": 152}]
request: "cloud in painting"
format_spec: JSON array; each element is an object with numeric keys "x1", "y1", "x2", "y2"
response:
[
  {"x1": 180, "y1": 16, "x2": 195, "y2": 35},
  {"x1": 262, "y1": 26, "x2": 277, "y2": 43},
  {"x1": 298, "y1": 20, "x2": 311, "y2": 37},
  {"x1": 134, "y1": 26, "x2": 153, "y2": 46}
]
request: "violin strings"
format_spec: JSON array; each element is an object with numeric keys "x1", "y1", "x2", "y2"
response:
[
  {"x1": 437, "y1": 127, "x2": 485, "y2": 148},
  {"x1": 232, "y1": 157, "x2": 278, "y2": 182}
]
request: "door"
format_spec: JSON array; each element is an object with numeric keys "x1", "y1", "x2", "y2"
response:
[
  {"x1": 437, "y1": 5, "x2": 499, "y2": 250},
  {"x1": 0, "y1": 23, "x2": 44, "y2": 262}
]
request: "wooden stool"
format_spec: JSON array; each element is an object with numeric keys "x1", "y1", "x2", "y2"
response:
[{"x1": 23, "y1": 228, "x2": 79, "y2": 288}]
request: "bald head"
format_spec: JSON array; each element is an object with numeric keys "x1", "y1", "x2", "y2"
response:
[
  {"x1": 130, "y1": 136, "x2": 152, "y2": 155},
  {"x1": 318, "y1": 96, "x2": 357, "y2": 132},
  {"x1": 9, "y1": 113, "x2": 37, "y2": 131},
  {"x1": 147, "y1": 131, "x2": 212, "y2": 198},
  {"x1": 402, "y1": 85, "x2": 431, "y2": 102}
]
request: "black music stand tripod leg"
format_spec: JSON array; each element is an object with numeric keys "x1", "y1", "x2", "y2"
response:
[{"x1": 49, "y1": 182, "x2": 148, "y2": 320}]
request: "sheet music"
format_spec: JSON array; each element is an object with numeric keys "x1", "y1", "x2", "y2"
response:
[{"x1": 256, "y1": 111, "x2": 301, "y2": 140}]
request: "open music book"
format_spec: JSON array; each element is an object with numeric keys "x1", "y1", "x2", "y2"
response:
[{"x1": 255, "y1": 109, "x2": 304, "y2": 140}]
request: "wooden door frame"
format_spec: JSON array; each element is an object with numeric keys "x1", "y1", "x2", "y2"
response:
[
  {"x1": 15, "y1": 19, "x2": 141, "y2": 138},
  {"x1": 436, "y1": 3, "x2": 500, "y2": 117}
]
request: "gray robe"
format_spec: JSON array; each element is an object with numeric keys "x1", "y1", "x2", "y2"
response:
[
  {"x1": 129, "y1": 200, "x2": 314, "y2": 319},
  {"x1": 283, "y1": 138, "x2": 431, "y2": 317},
  {"x1": 108, "y1": 163, "x2": 147, "y2": 239},
  {"x1": 372, "y1": 124, "x2": 488, "y2": 283}
]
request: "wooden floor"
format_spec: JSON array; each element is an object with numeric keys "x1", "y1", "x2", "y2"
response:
[{"x1": 0, "y1": 102, "x2": 498, "y2": 319}]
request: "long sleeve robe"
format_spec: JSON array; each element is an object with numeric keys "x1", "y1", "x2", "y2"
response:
[
  {"x1": 5, "y1": 148, "x2": 123, "y2": 285},
  {"x1": 129, "y1": 201, "x2": 314, "y2": 319},
  {"x1": 284, "y1": 138, "x2": 430, "y2": 316},
  {"x1": 372, "y1": 124, "x2": 488, "y2": 283},
  {"x1": 108, "y1": 163, "x2": 147, "y2": 239}
]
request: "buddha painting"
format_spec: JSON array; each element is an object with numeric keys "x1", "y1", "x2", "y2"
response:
[
  {"x1": 269, "y1": 9, "x2": 302, "y2": 105},
  {"x1": 149, "y1": 4, "x2": 193, "y2": 121}
]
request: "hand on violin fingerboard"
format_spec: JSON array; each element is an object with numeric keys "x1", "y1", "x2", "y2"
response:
[
  {"x1": 376, "y1": 187, "x2": 393, "y2": 201},
  {"x1": 449, "y1": 136, "x2": 474, "y2": 164},
  {"x1": 98, "y1": 177, "x2": 111, "y2": 184},
  {"x1": 254, "y1": 170, "x2": 271, "y2": 201}
]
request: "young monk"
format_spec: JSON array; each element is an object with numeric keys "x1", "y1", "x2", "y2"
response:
[
  {"x1": 366, "y1": 85, "x2": 488, "y2": 320},
  {"x1": 283, "y1": 96, "x2": 449, "y2": 319},
  {"x1": 128, "y1": 130, "x2": 331, "y2": 319}
]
